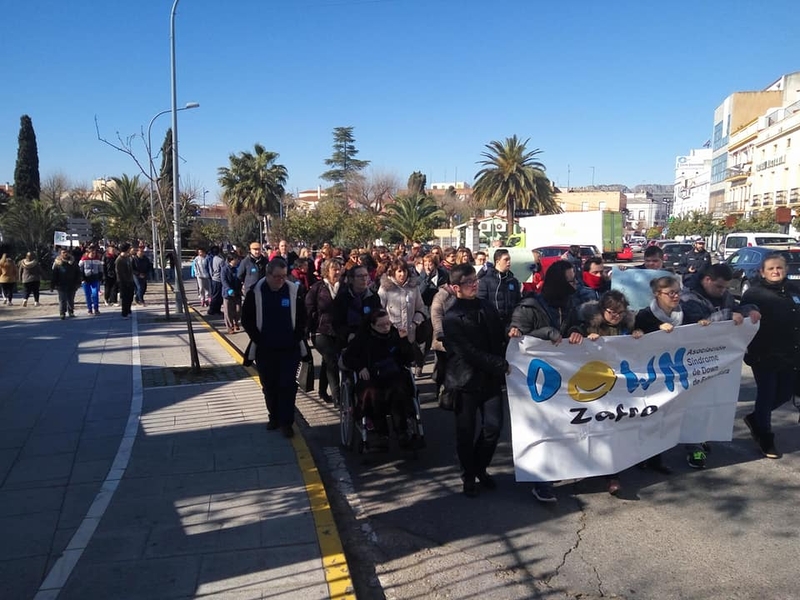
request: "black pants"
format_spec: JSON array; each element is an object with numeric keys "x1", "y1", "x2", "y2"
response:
[
  {"x1": 208, "y1": 280, "x2": 223, "y2": 314},
  {"x1": 357, "y1": 373, "x2": 413, "y2": 434},
  {"x1": 119, "y1": 281, "x2": 135, "y2": 316},
  {"x1": 255, "y1": 346, "x2": 301, "y2": 426},
  {"x1": 314, "y1": 333, "x2": 340, "y2": 402},
  {"x1": 454, "y1": 390, "x2": 503, "y2": 479},
  {"x1": 104, "y1": 277, "x2": 118, "y2": 304},
  {"x1": 23, "y1": 281, "x2": 40, "y2": 302}
]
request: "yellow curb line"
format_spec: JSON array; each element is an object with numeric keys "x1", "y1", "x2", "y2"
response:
[{"x1": 187, "y1": 303, "x2": 356, "y2": 599}]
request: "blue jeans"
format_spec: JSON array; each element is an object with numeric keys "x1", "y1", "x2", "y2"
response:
[
  {"x1": 751, "y1": 364, "x2": 794, "y2": 434},
  {"x1": 83, "y1": 280, "x2": 100, "y2": 311},
  {"x1": 133, "y1": 275, "x2": 147, "y2": 303}
]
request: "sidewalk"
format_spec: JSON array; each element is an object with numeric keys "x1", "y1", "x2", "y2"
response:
[{"x1": 0, "y1": 294, "x2": 353, "y2": 600}]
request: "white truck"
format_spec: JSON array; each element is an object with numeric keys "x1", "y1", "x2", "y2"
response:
[{"x1": 499, "y1": 211, "x2": 626, "y2": 282}]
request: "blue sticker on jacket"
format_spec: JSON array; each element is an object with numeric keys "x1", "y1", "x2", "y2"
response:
[
  {"x1": 793, "y1": 296, "x2": 800, "y2": 304},
  {"x1": 508, "y1": 284, "x2": 515, "y2": 291},
  {"x1": 281, "y1": 298, "x2": 290, "y2": 307},
  {"x1": 251, "y1": 267, "x2": 257, "y2": 273},
  {"x1": 364, "y1": 306, "x2": 371, "y2": 314}
]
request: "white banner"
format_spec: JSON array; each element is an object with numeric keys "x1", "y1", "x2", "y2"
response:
[
  {"x1": 54, "y1": 231, "x2": 68, "y2": 245},
  {"x1": 506, "y1": 321, "x2": 758, "y2": 482}
]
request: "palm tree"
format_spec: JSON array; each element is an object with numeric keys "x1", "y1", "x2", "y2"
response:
[
  {"x1": 95, "y1": 174, "x2": 149, "y2": 242},
  {"x1": 1, "y1": 198, "x2": 64, "y2": 262},
  {"x1": 218, "y1": 144, "x2": 288, "y2": 217},
  {"x1": 473, "y1": 135, "x2": 560, "y2": 235},
  {"x1": 382, "y1": 193, "x2": 445, "y2": 243}
]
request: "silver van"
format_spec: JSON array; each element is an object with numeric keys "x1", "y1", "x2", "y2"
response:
[{"x1": 722, "y1": 232, "x2": 797, "y2": 259}]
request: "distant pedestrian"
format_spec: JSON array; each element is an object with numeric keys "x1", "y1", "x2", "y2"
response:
[
  {"x1": 51, "y1": 248, "x2": 80, "y2": 319},
  {"x1": 116, "y1": 243, "x2": 135, "y2": 318},
  {"x1": 79, "y1": 246, "x2": 104, "y2": 315},
  {"x1": 0, "y1": 253, "x2": 18, "y2": 305},
  {"x1": 221, "y1": 252, "x2": 242, "y2": 333},
  {"x1": 238, "y1": 241, "x2": 267, "y2": 295},
  {"x1": 678, "y1": 239, "x2": 712, "y2": 283},
  {"x1": 207, "y1": 246, "x2": 225, "y2": 315},
  {"x1": 131, "y1": 246, "x2": 151, "y2": 305},
  {"x1": 103, "y1": 244, "x2": 119, "y2": 306},
  {"x1": 242, "y1": 257, "x2": 307, "y2": 438},
  {"x1": 18, "y1": 252, "x2": 43, "y2": 307},
  {"x1": 192, "y1": 248, "x2": 212, "y2": 306}
]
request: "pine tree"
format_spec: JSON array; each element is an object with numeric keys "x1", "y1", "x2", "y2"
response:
[
  {"x1": 320, "y1": 126, "x2": 369, "y2": 198},
  {"x1": 13, "y1": 115, "x2": 41, "y2": 202},
  {"x1": 158, "y1": 128, "x2": 174, "y2": 198}
]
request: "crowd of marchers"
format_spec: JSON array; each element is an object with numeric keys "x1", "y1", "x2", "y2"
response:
[{"x1": 227, "y1": 237, "x2": 798, "y2": 501}]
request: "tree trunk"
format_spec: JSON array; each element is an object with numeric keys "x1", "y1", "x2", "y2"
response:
[{"x1": 506, "y1": 194, "x2": 515, "y2": 242}]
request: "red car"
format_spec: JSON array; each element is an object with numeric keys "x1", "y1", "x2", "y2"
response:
[
  {"x1": 534, "y1": 245, "x2": 600, "y2": 276},
  {"x1": 615, "y1": 244, "x2": 633, "y2": 262}
]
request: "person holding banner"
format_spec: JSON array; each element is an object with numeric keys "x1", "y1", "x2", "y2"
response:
[
  {"x1": 678, "y1": 263, "x2": 760, "y2": 468},
  {"x1": 741, "y1": 252, "x2": 800, "y2": 459},
  {"x1": 443, "y1": 264, "x2": 510, "y2": 498},
  {"x1": 508, "y1": 260, "x2": 584, "y2": 502},
  {"x1": 632, "y1": 275, "x2": 687, "y2": 474},
  {"x1": 569, "y1": 290, "x2": 643, "y2": 495}
]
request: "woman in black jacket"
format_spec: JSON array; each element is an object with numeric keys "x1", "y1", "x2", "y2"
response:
[
  {"x1": 740, "y1": 252, "x2": 800, "y2": 459},
  {"x1": 508, "y1": 260, "x2": 583, "y2": 503},
  {"x1": 341, "y1": 309, "x2": 416, "y2": 443},
  {"x1": 305, "y1": 258, "x2": 343, "y2": 405}
]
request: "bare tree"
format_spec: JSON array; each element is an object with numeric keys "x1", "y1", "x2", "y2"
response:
[
  {"x1": 40, "y1": 172, "x2": 72, "y2": 209},
  {"x1": 348, "y1": 168, "x2": 401, "y2": 213}
]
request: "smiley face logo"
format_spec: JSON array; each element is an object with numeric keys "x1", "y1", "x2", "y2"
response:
[{"x1": 567, "y1": 361, "x2": 616, "y2": 402}]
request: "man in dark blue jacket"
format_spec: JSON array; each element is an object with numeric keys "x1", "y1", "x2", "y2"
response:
[
  {"x1": 242, "y1": 258, "x2": 307, "y2": 438},
  {"x1": 444, "y1": 264, "x2": 509, "y2": 497},
  {"x1": 477, "y1": 248, "x2": 520, "y2": 327}
]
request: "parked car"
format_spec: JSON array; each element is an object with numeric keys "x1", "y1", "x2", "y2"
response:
[
  {"x1": 661, "y1": 242, "x2": 694, "y2": 269},
  {"x1": 721, "y1": 232, "x2": 798, "y2": 259},
  {"x1": 653, "y1": 239, "x2": 678, "y2": 249},
  {"x1": 629, "y1": 237, "x2": 647, "y2": 253},
  {"x1": 534, "y1": 245, "x2": 600, "y2": 275},
  {"x1": 616, "y1": 244, "x2": 634, "y2": 262},
  {"x1": 725, "y1": 245, "x2": 800, "y2": 297}
]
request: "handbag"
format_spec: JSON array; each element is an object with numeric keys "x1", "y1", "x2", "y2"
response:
[{"x1": 296, "y1": 340, "x2": 315, "y2": 392}]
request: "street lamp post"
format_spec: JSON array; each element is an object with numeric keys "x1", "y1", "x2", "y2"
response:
[
  {"x1": 147, "y1": 102, "x2": 200, "y2": 294},
  {"x1": 169, "y1": 0, "x2": 200, "y2": 372}
]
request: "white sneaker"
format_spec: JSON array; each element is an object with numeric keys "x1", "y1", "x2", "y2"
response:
[{"x1": 34, "y1": 302, "x2": 40, "y2": 307}]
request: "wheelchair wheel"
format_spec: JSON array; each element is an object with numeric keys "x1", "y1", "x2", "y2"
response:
[{"x1": 339, "y1": 376, "x2": 356, "y2": 451}]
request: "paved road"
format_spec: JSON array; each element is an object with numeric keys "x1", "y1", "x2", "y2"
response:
[{"x1": 0, "y1": 294, "x2": 348, "y2": 600}]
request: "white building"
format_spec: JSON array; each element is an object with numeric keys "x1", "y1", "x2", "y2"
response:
[
  {"x1": 624, "y1": 191, "x2": 670, "y2": 233},
  {"x1": 720, "y1": 72, "x2": 800, "y2": 218},
  {"x1": 673, "y1": 148, "x2": 712, "y2": 215}
]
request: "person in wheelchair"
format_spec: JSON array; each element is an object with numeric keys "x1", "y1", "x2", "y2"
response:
[{"x1": 341, "y1": 309, "x2": 416, "y2": 447}]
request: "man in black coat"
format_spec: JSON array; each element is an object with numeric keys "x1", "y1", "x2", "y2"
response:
[
  {"x1": 678, "y1": 239, "x2": 712, "y2": 282},
  {"x1": 238, "y1": 241, "x2": 267, "y2": 294},
  {"x1": 443, "y1": 264, "x2": 510, "y2": 497},
  {"x1": 477, "y1": 248, "x2": 521, "y2": 327}
]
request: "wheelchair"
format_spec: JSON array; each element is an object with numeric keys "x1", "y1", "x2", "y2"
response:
[{"x1": 339, "y1": 366, "x2": 425, "y2": 456}]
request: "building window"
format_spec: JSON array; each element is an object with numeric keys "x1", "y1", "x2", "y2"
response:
[
  {"x1": 788, "y1": 138, "x2": 792, "y2": 148},
  {"x1": 599, "y1": 201, "x2": 606, "y2": 209},
  {"x1": 638, "y1": 210, "x2": 645, "y2": 220},
  {"x1": 581, "y1": 202, "x2": 589, "y2": 211}
]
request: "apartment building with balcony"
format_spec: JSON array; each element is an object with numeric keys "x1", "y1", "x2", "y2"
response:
[{"x1": 711, "y1": 72, "x2": 800, "y2": 218}]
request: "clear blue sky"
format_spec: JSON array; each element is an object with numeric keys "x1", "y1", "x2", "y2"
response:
[{"x1": 2, "y1": 0, "x2": 798, "y2": 203}]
